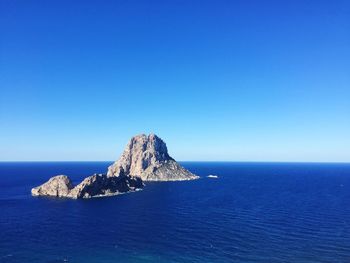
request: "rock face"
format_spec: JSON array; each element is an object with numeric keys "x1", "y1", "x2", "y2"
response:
[
  {"x1": 31, "y1": 133, "x2": 198, "y2": 199},
  {"x1": 107, "y1": 134, "x2": 199, "y2": 181},
  {"x1": 68, "y1": 172, "x2": 143, "y2": 198},
  {"x1": 31, "y1": 175, "x2": 74, "y2": 197}
]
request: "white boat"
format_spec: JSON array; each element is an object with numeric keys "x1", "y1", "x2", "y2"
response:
[{"x1": 207, "y1": 175, "x2": 219, "y2": 179}]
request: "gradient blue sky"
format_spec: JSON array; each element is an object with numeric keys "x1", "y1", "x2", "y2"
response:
[{"x1": 0, "y1": 0, "x2": 349, "y2": 161}]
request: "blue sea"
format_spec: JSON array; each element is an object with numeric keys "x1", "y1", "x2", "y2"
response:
[{"x1": 1, "y1": 162, "x2": 350, "y2": 263}]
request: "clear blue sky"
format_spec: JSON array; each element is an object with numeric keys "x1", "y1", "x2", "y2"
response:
[{"x1": 0, "y1": 0, "x2": 349, "y2": 162}]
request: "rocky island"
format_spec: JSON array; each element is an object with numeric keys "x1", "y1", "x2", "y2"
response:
[
  {"x1": 31, "y1": 134, "x2": 199, "y2": 198},
  {"x1": 107, "y1": 134, "x2": 198, "y2": 181}
]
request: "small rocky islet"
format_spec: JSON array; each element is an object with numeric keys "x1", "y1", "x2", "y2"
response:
[{"x1": 31, "y1": 134, "x2": 199, "y2": 199}]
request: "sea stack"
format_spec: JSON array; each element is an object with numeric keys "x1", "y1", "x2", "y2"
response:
[
  {"x1": 107, "y1": 134, "x2": 199, "y2": 181},
  {"x1": 31, "y1": 133, "x2": 198, "y2": 199}
]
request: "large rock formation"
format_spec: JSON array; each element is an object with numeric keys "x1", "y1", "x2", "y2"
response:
[
  {"x1": 107, "y1": 134, "x2": 199, "y2": 181},
  {"x1": 31, "y1": 175, "x2": 74, "y2": 197},
  {"x1": 68, "y1": 172, "x2": 143, "y2": 198},
  {"x1": 31, "y1": 172, "x2": 143, "y2": 199},
  {"x1": 31, "y1": 133, "x2": 198, "y2": 199}
]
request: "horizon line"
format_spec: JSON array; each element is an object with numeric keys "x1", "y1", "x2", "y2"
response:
[{"x1": 1, "y1": 160, "x2": 350, "y2": 164}]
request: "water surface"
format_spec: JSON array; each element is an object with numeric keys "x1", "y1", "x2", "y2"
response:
[{"x1": 1, "y1": 162, "x2": 350, "y2": 262}]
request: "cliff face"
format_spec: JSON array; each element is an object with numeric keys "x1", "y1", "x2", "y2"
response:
[
  {"x1": 107, "y1": 134, "x2": 199, "y2": 181},
  {"x1": 31, "y1": 133, "x2": 198, "y2": 199}
]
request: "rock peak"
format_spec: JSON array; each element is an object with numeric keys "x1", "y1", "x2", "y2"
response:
[{"x1": 107, "y1": 134, "x2": 198, "y2": 181}]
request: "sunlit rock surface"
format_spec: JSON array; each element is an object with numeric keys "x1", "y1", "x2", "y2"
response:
[{"x1": 107, "y1": 134, "x2": 199, "y2": 181}]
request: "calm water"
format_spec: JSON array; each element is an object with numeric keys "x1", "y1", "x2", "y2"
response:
[{"x1": 1, "y1": 162, "x2": 350, "y2": 263}]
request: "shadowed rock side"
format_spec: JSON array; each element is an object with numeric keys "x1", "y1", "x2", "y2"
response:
[
  {"x1": 69, "y1": 172, "x2": 143, "y2": 198},
  {"x1": 31, "y1": 172, "x2": 143, "y2": 199},
  {"x1": 107, "y1": 134, "x2": 199, "y2": 181}
]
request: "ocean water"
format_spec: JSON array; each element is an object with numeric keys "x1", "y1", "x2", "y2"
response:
[{"x1": 1, "y1": 162, "x2": 350, "y2": 263}]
